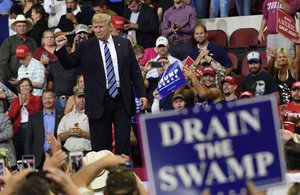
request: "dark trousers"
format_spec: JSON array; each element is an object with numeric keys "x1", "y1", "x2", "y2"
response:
[
  {"x1": 89, "y1": 90, "x2": 131, "y2": 155},
  {"x1": 169, "y1": 41, "x2": 194, "y2": 61},
  {"x1": 13, "y1": 122, "x2": 28, "y2": 161}
]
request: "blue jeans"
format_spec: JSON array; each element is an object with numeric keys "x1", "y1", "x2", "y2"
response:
[
  {"x1": 210, "y1": 0, "x2": 232, "y2": 18},
  {"x1": 192, "y1": 0, "x2": 209, "y2": 19},
  {"x1": 235, "y1": 0, "x2": 252, "y2": 16}
]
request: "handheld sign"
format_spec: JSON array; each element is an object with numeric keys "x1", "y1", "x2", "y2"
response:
[
  {"x1": 140, "y1": 96, "x2": 285, "y2": 195},
  {"x1": 276, "y1": 9, "x2": 300, "y2": 43},
  {"x1": 182, "y1": 56, "x2": 194, "y2": 72},
  {"x1": 157, "y1": 61, "x2": 187, "y2": 100}
]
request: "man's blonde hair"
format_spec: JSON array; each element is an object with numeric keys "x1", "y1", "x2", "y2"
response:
[{"x1": 92, "y1": 13, "x2": 112, "y2": 27}]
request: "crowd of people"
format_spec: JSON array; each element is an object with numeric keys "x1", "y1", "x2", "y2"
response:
[{"x1": 0, "y1": 0, "x2": 300, "y2": 194}]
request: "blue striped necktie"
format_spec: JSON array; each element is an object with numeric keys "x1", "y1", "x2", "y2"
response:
[{"x1": 104, "y1": 41, "x2": 118, "y2": 98}]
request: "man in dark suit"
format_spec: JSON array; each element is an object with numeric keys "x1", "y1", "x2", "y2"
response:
[
  {"x1": 55, "y1": 13, "x2": 147, "y2": 155},
  {"x1": 24, "y1": 89, "x2": 63, "y2": 169},
  {"x1": 123, "y1": 0, "x2": 159, "y2": 49}
]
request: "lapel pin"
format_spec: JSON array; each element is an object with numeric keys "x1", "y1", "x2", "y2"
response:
[{"x1": 118, "y1": 44, "x2": 120, "y2": 46}]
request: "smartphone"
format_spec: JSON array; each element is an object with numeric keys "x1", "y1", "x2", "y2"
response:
[
  {"x1": 66, "y1": 8, "x2": 72, "y2": 13},
  {"x1": 17, "y1": 160, "x2": 23, "y2": 170},
  {"x1": 69, "y1": 151, "x2": 83, "y2": 173},
  {"x1": 124, "y1": 161, "x2": 133, "y2": 170},
  {"x1": 42, "y1": 52, "x2": 48, "y2": 57},
  {"x1": 0, "y1": 159, "x2": 5, "y2": 176},
  {"x1": 22, "y1": 155, "x2": 35, "y2": 169},
  {"x1": 124, "y1": 19, "x2": 130, "y2": 25},
  {"x1": 151, "y1": 61, "x2": 163, "y2": 68}
]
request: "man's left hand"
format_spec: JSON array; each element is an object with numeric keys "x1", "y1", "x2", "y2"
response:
[
  {"x1": 124, "y1": 23, "x2": 138, "y2": 30},
  {"x1": 140, "y1": 97, "x2": 147, "y2": 110}
]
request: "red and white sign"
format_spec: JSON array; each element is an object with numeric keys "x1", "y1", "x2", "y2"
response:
[
  {"x1": 182, "y1": 56, "x2": 194, "y2": 71},
  {"x1": 276, "y1": 9, "x2": 300, "y2": 43},
  {"x1": 182, "y1": 56, "x2": 203, "y2": 77}
]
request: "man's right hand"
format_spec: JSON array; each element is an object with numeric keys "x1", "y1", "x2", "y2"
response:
[
  {"x1": 258, "y1": 32, "x2": 265, "y2": 43},
  {"x1": 55, "y1": 35, "x2": 68, "y2": 49}
]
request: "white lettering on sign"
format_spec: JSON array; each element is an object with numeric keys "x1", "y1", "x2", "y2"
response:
[
  {"x1": 158, "y1": 152, "x2": 274, "y2": 191},
  {"x1": 160, "y1": 108, "x2": 261, "y2": 146}
]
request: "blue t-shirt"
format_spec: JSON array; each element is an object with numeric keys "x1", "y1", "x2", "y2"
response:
[
  {"x1": 189, "y1": 42, "x2": 232, "y2": 68},
  {"x1": 0, "y1": 0, "x2": 13, "y2": 14}
]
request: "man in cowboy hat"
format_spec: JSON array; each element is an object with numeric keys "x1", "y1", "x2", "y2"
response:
[{"x1": 0, "y1": 14, "x2": 37, "y2": 83}]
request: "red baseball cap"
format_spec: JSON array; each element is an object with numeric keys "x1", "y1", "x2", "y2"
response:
[
  {"x1": 291, "y1": 81, "x2": 300, "y2": 90},
  {"x1": 112, "y1": 16, "x2": 125, "y2": 30},
  {"x1": 202, "y1": 67, "x2": 216, "y2": 76},
  {"x1": 16, "y1": 45, "x2": 30, "y2": 58},
  {"x1": 221, "y1": 76, "x2": 237, "y2": 85},
  {"x1": 239, "y1": 91, "x2": 254, "y2": 98}
]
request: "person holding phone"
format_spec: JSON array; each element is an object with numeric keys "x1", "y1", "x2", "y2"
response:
[
  {"x1": 143, "y1": 36, "x2": 183, "y2": 108},
  {"x1": 32, "y1": 30, "x2": 58, "y2": 81},
  {"x1": 54, "y1": 0, "x2": 89, "y2": 46},
  {"x1": 123, "y1": 0, "x2": 159, "y2": 48},
  {"x1": 57, "y1": 88, "x2": 91, "y2": 153}
]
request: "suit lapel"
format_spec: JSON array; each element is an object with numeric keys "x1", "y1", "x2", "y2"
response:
[
  {"x1": 38, "y1": 111, "x2": 45, "y2": 144},
  {"x1": 113, "y1": 36, "x2": 123, "y2": 75},
  {"x1": 136, "y1": 4, "x2": 144, "y2": 24},
  {"x1": 55, "y1": 111, "x2": 63, "y2": 137},
  {"x1": 91, "y1": 37, "x2": 105, "y2": 74}
]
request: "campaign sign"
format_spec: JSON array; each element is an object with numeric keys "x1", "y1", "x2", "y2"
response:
[
  {"x1": 276, "y1": 9, "x2": 300, "y2": 43},
  {"x1": 157, "y1": 61, "x2": 187, "y2": 100},
  {"x1": 139, "y1": 96, "x2": 285, "y2": 195},
  {"x1": 182, "y1": 56, "x2": 194, "y2": 72}
]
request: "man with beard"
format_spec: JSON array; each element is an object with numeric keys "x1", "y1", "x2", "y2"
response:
[
  {"x1": 241, "y1": 51, "x2": 279, "y2": 103},
  {"x1": 221, "y1": 76, "x2": 238, "y2": 102},
  {"x1": 279, "y1": 81, "x2": 300, "y2": 133}
]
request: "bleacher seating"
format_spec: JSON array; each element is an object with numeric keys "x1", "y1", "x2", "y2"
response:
[
  {"x1": 229, "y1": 28, "x2": 259, "y2": 48},
  {"x1": 207, "y1": 29, "x2": 228, "y2": 48}
]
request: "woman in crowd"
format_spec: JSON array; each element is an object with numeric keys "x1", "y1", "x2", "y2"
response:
[
  {"x1": 28, "y1": 4, "x2": 48, "y2": 47},
  {"x1": 22, "y1": 0, "x2": 37, "y2": 18},
  {"x1": 33, "y1": 29, "x2": 58, "y2": 83},
  {"x1": 8, "y1": 78, "x2": 42, "y2": 160},
  {"x1": 64, "y1": 74, "x2": 84, "y2": 114},
  {"x1": 268, "y1": 48, "x2": 297, "y2": 104}
]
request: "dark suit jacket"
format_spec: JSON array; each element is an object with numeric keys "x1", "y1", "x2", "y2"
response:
[
  {"x1": 123, "y1": 3, "x2": 159, "y2": 49},
  {"x1": 55, "y1": 36, "x2": 146, "y2": 120},
  {"x1": 24, "y1": 110, "x2": 63, "y2": 168}
]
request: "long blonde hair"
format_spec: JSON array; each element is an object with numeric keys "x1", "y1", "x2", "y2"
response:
[{"x1": 274, "y1": 48, "x2": 292, "y2": 70}]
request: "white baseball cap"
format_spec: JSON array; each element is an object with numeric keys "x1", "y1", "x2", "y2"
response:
[
  {"x1": 247, "y1": 51, "x2": 260, "y2": 63},
  {"x1": 155, "y1": 36, "x2": 169, "y2": 47}
]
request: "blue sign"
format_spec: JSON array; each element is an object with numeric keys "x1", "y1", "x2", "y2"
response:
[
  {"x1": 157, "y1": 61, "x2": 187, "y2": 100},
  {"x1": 139, "y1": 96, "x2": 285, "y2": 195},
  {"x1": 132, "y1": 90, "x2": 142, "y2": 124}
]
